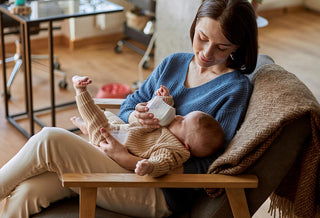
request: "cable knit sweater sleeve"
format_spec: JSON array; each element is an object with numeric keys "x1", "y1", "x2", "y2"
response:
[
  {"x1": 147, "y1": 143, "x2": 190, "y2": 177},
  {"x1": 126, "y1": 127, "x2": 190, "y2": 177},
  {"x1": 76, "y1": 91, "x2": 125, "y2": 145}
]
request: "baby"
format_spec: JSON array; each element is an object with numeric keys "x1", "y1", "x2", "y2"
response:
[{"x1": 72, "y1": 76, "x2": 225, "y2": 177}]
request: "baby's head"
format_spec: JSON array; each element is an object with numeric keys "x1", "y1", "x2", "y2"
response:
[{"x1": 168, "y1": 111, "x2": 225, "y2": 157}]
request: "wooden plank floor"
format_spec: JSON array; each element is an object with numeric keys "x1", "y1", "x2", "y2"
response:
[{"x1": 0, "y1": 7, "x2": 319, "y2": 217}]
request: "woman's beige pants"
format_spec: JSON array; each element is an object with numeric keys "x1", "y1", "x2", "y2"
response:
[{"x1": 0, "y1": 127, "x2": 170, "y2": 218}]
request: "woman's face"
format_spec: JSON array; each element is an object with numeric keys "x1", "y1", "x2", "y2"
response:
[{"x1": 193, "y1": 17, "x2": 238, "y2": 69}]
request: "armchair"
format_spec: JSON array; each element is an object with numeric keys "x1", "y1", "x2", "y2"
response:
[{"x1": 32, "y1": 55, "x2": 320, "y2": 218}]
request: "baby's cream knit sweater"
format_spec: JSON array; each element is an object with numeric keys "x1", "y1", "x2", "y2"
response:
[{"x1": 76, "y1": 91, "x2": 190, "y2": 177}]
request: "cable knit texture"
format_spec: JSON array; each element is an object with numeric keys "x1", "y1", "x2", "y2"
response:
[
  {"x1": 76, "y1": 91, "x2": 190, "y2": 177},
  {"x1": 206, "y1": 64, "x2": 320, "y2": 218}
]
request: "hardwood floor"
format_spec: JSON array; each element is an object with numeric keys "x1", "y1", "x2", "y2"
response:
[
  {"x1": 257, "y1": 7, "x2": 320, "y2": 103},
  {"x1": 0, "y1": 7, "x2": 319, "y2": 217}
]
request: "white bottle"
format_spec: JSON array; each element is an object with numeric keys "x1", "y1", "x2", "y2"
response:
[{"x1": 146, "y1": 96, "x2": 176, "y2": 126}]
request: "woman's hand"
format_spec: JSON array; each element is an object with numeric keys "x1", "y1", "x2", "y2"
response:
[
  {"x1": 99, "y1": 128, "x2": 128, "y2": 160},
  {"x1": 134, "y1": 102, "x2": 160, "y2": 129},
  {"x1": 99, "y1": 127, "x2": 144, "y2": 170}
]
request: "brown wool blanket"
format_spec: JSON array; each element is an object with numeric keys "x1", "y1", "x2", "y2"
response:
[{"x1": 206, "y1": 64, "x2": 320, "y2": 218}]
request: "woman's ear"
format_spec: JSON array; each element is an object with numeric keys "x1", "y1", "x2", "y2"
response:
[{"x1": 230, "y1": 53, "x2": 235, "y2": 60}]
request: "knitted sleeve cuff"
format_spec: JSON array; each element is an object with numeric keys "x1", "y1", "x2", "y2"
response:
[{"x1": 128, "y1": 111, "x2": 138, "y2": 123}]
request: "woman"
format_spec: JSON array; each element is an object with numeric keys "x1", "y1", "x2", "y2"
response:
[
  {"x1": 0, "y1": 0, "x2": 257, "y2": 217},
  {"x1": 118, "y1": 0, "x2": 257, "y2": 213}
]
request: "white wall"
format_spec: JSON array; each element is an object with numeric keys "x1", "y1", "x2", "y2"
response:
[{"x1": 155, "y1": 0, "x2": 202, "y2": 66}]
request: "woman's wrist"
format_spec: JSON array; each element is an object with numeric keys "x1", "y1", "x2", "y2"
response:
[{"x1": 114, "y1": 152, "x2": 143, "y2": 171}]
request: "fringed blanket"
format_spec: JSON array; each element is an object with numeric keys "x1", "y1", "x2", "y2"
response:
[{"x1": 206, "y1": 64, "x2": 320, "y2": 218}]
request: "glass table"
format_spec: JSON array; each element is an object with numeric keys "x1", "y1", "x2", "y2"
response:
[{"x1": 0, "y1": 0, "x2": 123, "y2": 138}]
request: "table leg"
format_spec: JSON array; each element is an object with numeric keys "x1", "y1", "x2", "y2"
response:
[
  {"x1": 1, "y1": 13, "x2": 30, "y2": 137},
  {"x1": 48, "y1": 21, "x2": 56, "y2": 127},
  {"x1": 23, "y1": 22, "x2": 34, "y2": 136},
  {"x1": 21, "y1": 23, "x2": 29, "y2": 117},
  {"x1": 0, "y1": 12, "x2": 8, "y2": 117}
]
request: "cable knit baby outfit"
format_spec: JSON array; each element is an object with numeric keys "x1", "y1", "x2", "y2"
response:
[{"x1": 76, "y1": 91, "x2": 190, "y2": 177}]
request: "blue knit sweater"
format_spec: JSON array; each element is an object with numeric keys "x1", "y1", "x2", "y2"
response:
[{"x1": 118, "y1": 53, "x2": 253, "y2": 213}]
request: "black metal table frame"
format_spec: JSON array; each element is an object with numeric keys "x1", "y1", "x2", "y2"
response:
[{"x1": 0, "y1": 1, "x2": 123, "y2": 138}]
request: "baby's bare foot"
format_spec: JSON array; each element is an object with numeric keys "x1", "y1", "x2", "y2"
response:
[{"x1": 70, "y1": 116, "x2": 88, "y2": 135}]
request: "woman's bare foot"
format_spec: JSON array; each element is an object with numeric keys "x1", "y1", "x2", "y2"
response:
[{"x1": 70, "y1": 116, "x2": 88, "y2": 135}]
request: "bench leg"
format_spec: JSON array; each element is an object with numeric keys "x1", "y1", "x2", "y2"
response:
[
  {"x1": 80, "y1": 187, "x2": 97, "y2": 218},
  {"x1": 225, "y1": 188, "x2": 251, "y2": 218}
]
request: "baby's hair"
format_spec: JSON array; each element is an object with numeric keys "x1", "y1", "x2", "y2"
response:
[{"x1": 192, "y1": 113, "x2": 225, "y2": 157}]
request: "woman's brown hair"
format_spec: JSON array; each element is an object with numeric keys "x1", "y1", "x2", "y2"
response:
[{"x1": 190, "y1": 0, "x2": 258, "y2": 74}]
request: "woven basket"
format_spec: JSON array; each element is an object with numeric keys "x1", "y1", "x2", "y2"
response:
[{"x1": 126, "y1": 11, "x2": 149, "y2": 31}]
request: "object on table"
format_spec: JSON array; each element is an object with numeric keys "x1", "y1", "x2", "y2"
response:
[{"x1": 9, "y1": 5, "x2": 31, "y2": 15}]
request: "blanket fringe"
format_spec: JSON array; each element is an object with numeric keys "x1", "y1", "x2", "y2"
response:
[
  {"x1": 269, "y1": 193, "x2": 320, "y2": 218},
  {"x1": 269, "y1": 192, "x2": 296, "y2": 218}
]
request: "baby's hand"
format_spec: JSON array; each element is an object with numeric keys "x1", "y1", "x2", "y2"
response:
[
  {"x1": 135, "y1": 159, "x2": 154, "y2": 176},
  {"x1": 72, "y1": 75, "x2": 92, "y2": 93},
  {"x1": 155, "y1": 85, "x2": 170, "y2": 97}
]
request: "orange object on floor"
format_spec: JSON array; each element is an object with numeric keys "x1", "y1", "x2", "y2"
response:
[{"x1": 96, "y1": 83, "x2": 132, "y2": 99}]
